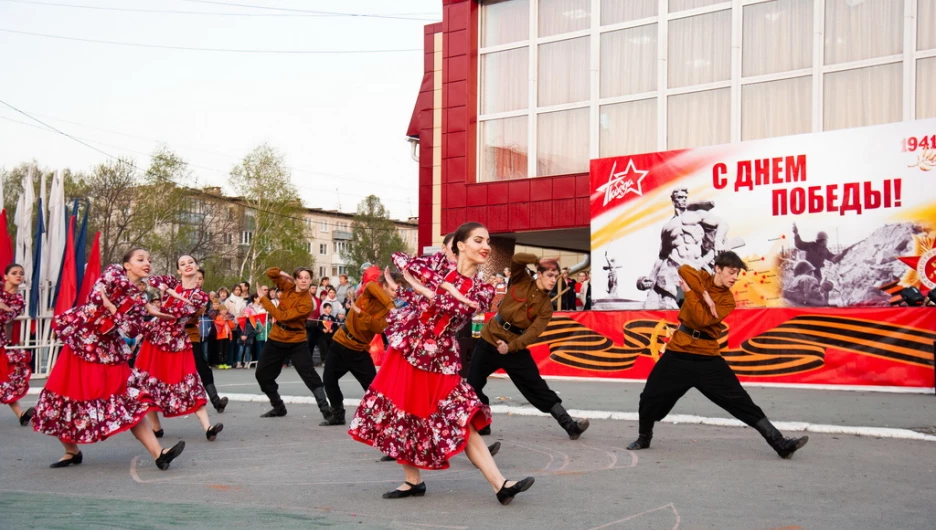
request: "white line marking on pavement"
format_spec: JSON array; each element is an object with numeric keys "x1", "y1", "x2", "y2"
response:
[
  {"x1": 588, "y1": 503, "x2": 680, "y2": 530},
  {"x1": 217, "y1": 393, "x2": 936, "y2": 443}
]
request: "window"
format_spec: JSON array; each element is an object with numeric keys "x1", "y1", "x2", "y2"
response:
[
  {"x1": 223, "y1": 233, "x2": 233, "y2": 245},
  {"x1": 245, "y1": 210, "x2": 256, "y2": 231},
  {"x1": 307, "y1": 241, "x2": 313, "y2": 253},
  {"x1": 477, "y1": 0, "x2": 926, "y2": 176},
  {"x1": 319, "y1": 244, "x2": 328, "y2": 255},
  {"x1": 320, "y1": 220, "x2": 328, "y2": 232},
  {"x1": 240, "y1": 231, "x2": 253, "y2": 245},
  {"x1": 222, "y1": 259, "x2": 232, "y2": 271},
  {"x1": 319, "y1": 266, "x2": 326, "y2": 278},
  {"x1": 334, "y1": 241, "x2": 348, "y2": 254}
]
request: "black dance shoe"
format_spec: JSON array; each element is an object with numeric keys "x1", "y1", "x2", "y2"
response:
[
  {"x1": 49, "y1": 451, "x2": 83, "y2": 469},
  {"x1": 153, "y1": 428, "x2": 164, "y2": 438},
  {"x1": 496, "y1": 477, "x2": 535, "y2": 505},
  {"x1": 155, "y1": 441, "x2": 186, "y2": 470},
  {"x1": 380, "y1": 455, "x2": 396, "y2": 462},
  {"x1": 19, "y1": 407, "x2": 35, "y2": 426},
  {"x1": 382, "y1": 481, "x2": 426, "y2": 499},
  {"x1": 488, "y1": 442, "x2": 501, "y2": 457},
  {"x1": 206, "y1": 423, "x2": 224, "y2": 442},
  {"x1": 478, "y1": 425, "x2": 491, "y2": 436},
  {"x1": 260, "y1": 407, "x2": 287, "y2": 418}
]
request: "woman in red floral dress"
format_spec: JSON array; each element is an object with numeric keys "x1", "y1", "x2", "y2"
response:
[
  {"x1": 0, "y1": 264, "x2": 32, "y2": 425},
  {"x1": 349, "y1": 222, "x2": 535, "y2": 505},
  {"x1": 32, "y1": 249, "x2": 185, "y2": 470},
  {"x1": 133, "y1": 255, "x2": 222, "y2": 441}
]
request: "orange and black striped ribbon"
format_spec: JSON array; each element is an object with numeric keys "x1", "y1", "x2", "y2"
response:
[{"x1": 534, "y1": 315, "x2": 936, "y2": 376}]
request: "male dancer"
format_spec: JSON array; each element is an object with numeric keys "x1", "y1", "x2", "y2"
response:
[
  {"x1": 255, "y1": 267, "x2": 332, "y2": 421},
  {"x1": 626, "y1": 252, "x2": 808, "y2": 458},
  {"x1": 467, "y1": 253, "x2": 590, "y2": 440},
  {"x1": 186, "y1": 268, "x2": 228, "y2": 413},
  {"x1": 319, "y1": 271, "x2": 400, "y2": 426}
]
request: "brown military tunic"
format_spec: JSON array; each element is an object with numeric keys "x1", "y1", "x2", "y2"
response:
[
  {"x1": 480, "y1": 253, "x2": 553, "y2": 352},
  {"x1": 334, "y1": 281, "x2": 394, "y2": 352},
  {"x1": 667, "y1": 264, "x2": 735, "y2": 357},
  {"x1": 259, "y1": 268, "x2": 313, "y2": 344}
]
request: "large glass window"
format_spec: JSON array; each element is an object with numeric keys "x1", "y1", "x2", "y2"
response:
[
  {"x1": 539, "y1": 0, "x2": 591, "y2": 37},
  {"x1": 481, "y1": 117, "x2": 529, "y2": 182},
  {"x1": 824, "y1": 0, "x2": 903, "y2": 65},
  {"x1": 600, "y1": 24, "x2": 657, "y2": 97},
  {"x1": 600, "y1": 99, "x2": 657, "y2": 157},
  {"x1": 482, "y1": 0, "x2": 530, "y2": 47},
  {"x1": 668, "y1": 11, "x2": 731, "y2": 88},
  {"x1": 476, "y1": 0, "x2": 922, "y2": 181},
  {"x1": 920, "y1": 0, "x2": 936, "y2": 51},
  {"x1": 742, "y1": 77, "x2": 811, "y2": 140},
  {"x1": 538, "y1": 37, "x2": 590, "y2": 106},
  {"x1": 742, "y1": 0, "x2": 813, "y2": 77},
  {"x1": 917, "y1": 58, "x2": 936, "y2": 120},
  {"x1": 482, "y1": 47, "x2": 529, "y2": 114},
  {"x1": 538, "y1": 108, "x2": 589, "y2": 176},
  {"x1": 668, "y1": 88, "x2": 730, "y2": 149},
  {"x1": 824, "y1": 63, "x2": 902, "y2": 130},
  {"x1": 601, "y1": 0, "x2": 657, "y2": 26}
]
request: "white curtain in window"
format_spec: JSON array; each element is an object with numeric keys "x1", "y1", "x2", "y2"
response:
[
  {"x1": 601, "y1": 0, "x2": 657, "y2": 26},
  {"x1": 918, "y1": 58, "x2": 936, "y2": 119},
  {"x1": 824, "y1": 63, "x2": 902, "y2": 131},
  {"x1": 669, "y1": 0, "x2": 727, "y2": 12},
  {"x1": 601, "y1": 24, "x2": 658, "y2": 97},
  {"x1": 482, "y1": 0, "x2": 530, "y2": 47},
  {"x1": 920, "y1": 0, "x2": 936, "y2": 51},
  {"x1": 742, "y1": 76, "x2": 811, "y2": 141},
  {"x1": 742, "y1": 0, "x2": 813, "y2": 77},
  {"x1": 668, "y1": 11, "x2": 732, "y2": 88},
  {"x1": 539, "y1": 0, "x2": 591, "y2": 37},
  {"x1": 599, "y1": 98, "x2": 658, "y2": 157},
  {"x1": 824, "y1": 0, "x2": 902, "y2": 65},
  {"x1": 481, "y1": 116, "x2": 529, "y2": 182},
  {"x1": 482, "y1": 47, "x2": 529, "y2": 114},
  {"x1": 539, "y1": 37, "x2": 590, "y2": 106},
  {"x1": 667, "y1": 88, "x2": 730, "y2": 149},
  {"x1": 537, "y1": 108, "x2": 589, "y2": 176}
]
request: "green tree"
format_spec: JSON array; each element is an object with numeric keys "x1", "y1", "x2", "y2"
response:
[
  {"x1": 1, "y1": 161, "x2": 87, "y2": 242},
  {"x1": 229, "y1": 144, "x2": 312, "y2": 284},
  {"x1": 342, "y1": 195, "x2": 409, "y2": 272}
]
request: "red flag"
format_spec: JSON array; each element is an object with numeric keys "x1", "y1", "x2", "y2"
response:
[
  {"x1": 0, "y1": 210, "x2": 13, "y2": 273},
  {"x1": 76, "y1": 232, "x2": 101, "y2": 306},
  {"x1": 54, "y1": 216, "x2": 77, "y2": 317}
]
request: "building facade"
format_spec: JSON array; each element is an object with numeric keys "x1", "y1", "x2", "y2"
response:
[{"x1": 410, "y1": 0, "x2": 936, "y2": 262}]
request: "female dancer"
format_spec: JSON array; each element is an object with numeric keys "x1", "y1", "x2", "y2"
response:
[
  {"x1": 33, "y1": 249, "x2": 185, "y2": 469},
  {"x1": 0, "y1": 264, "x2": 32, "y2": 425},
  {"x1": 134, "y1": 255, "x2": 222, "y2": 441},
  {"x1": 349, "y1": 222, "x2": 535, "y2": 505},
  {"x1": 186, "y1": 268, "x2": 228, "y2": 413}
]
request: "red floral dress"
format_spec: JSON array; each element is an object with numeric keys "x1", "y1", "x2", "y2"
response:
[
  {"x1": 131, "y1": 276, "x2": 208, "y2": 417},
  {"x1": 348, "y1": 251, "x2": 494, "y2": 470},
  {"x1": 32, "y1": 264, "x2": 151, "y2": 444},
  {"x1": 0, "y1": 289, "x2": 27, "y2": 404}
]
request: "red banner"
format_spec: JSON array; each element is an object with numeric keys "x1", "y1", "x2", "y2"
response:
[{"x1": 519, "y1": 308, "x2": 936, "y2": 388}]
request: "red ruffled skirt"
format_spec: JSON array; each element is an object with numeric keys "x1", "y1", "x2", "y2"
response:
[
  {"x1": 32, "y1": 345, "x2": 150, "y2": 444},
  {"x1": 348, "y1": 347, "x2": 491, "y2": 470},
  {"x1": 131, "y1": 341, "x2": 206, "y2": 417},
  {"x1": 0, "y1": 346, "x2": 31, "y2": 404}
]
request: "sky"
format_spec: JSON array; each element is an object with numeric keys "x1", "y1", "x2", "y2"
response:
[{"x1": 0, "y1": 0, "x2": 440, "y2": 221}]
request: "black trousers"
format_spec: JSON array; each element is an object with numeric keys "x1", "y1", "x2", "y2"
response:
[
  {"x1": 637, "y1": 350, "x2": 766, "y2": 430},
  {"x1": 190, "y1": 340, "x2": 214, "y2": 386},
  {"x1": 322, "y1": 341, "x2": 377, "y2": 413},
  {"x1": 255, "y1": 339, "x2": 324, "y2": 404},
  {"x1": 467, "y1": 337, "x2": 561, "y2": 413}
]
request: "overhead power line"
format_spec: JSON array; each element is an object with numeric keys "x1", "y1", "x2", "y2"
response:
[
  {"x1": 180, "y1": 0, "x2": 437, "y2": 20},
  {"x1": 0, "y1": 0, "x2": 439, "y2": 20},
  {"x1": 0, "y1": 101, "x2": 416, "y2": 221},
  {"x1": 0, "y1": 28, "x2": 422, "y2": 54}
]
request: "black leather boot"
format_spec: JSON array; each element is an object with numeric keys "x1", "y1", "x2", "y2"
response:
[
  {"x1": 626, "y1": 417, "x2": 654, "y2": 450},
  {"x1": 549, "y1": 403, "x2": 590, "y2": 440},
  {"x1": 260, "y1": 399, "x2": 287, "y2": 418},
  {"x1": 320, "y1": 408, "x2": 346, "y2": 426},
  {"x1": 312, "y1": 387, "x2": 333, "y2": 421},
  {"x1": 754, "y1": 418, "x2": 808, "y2": 459},
  {"x1": 205, "y1": 384, "x2": 228, "y2": 413}
]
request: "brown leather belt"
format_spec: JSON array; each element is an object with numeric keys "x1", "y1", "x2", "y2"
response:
[{"x1": 340, "y1": 324, "x2": 367, "y2": 345}]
